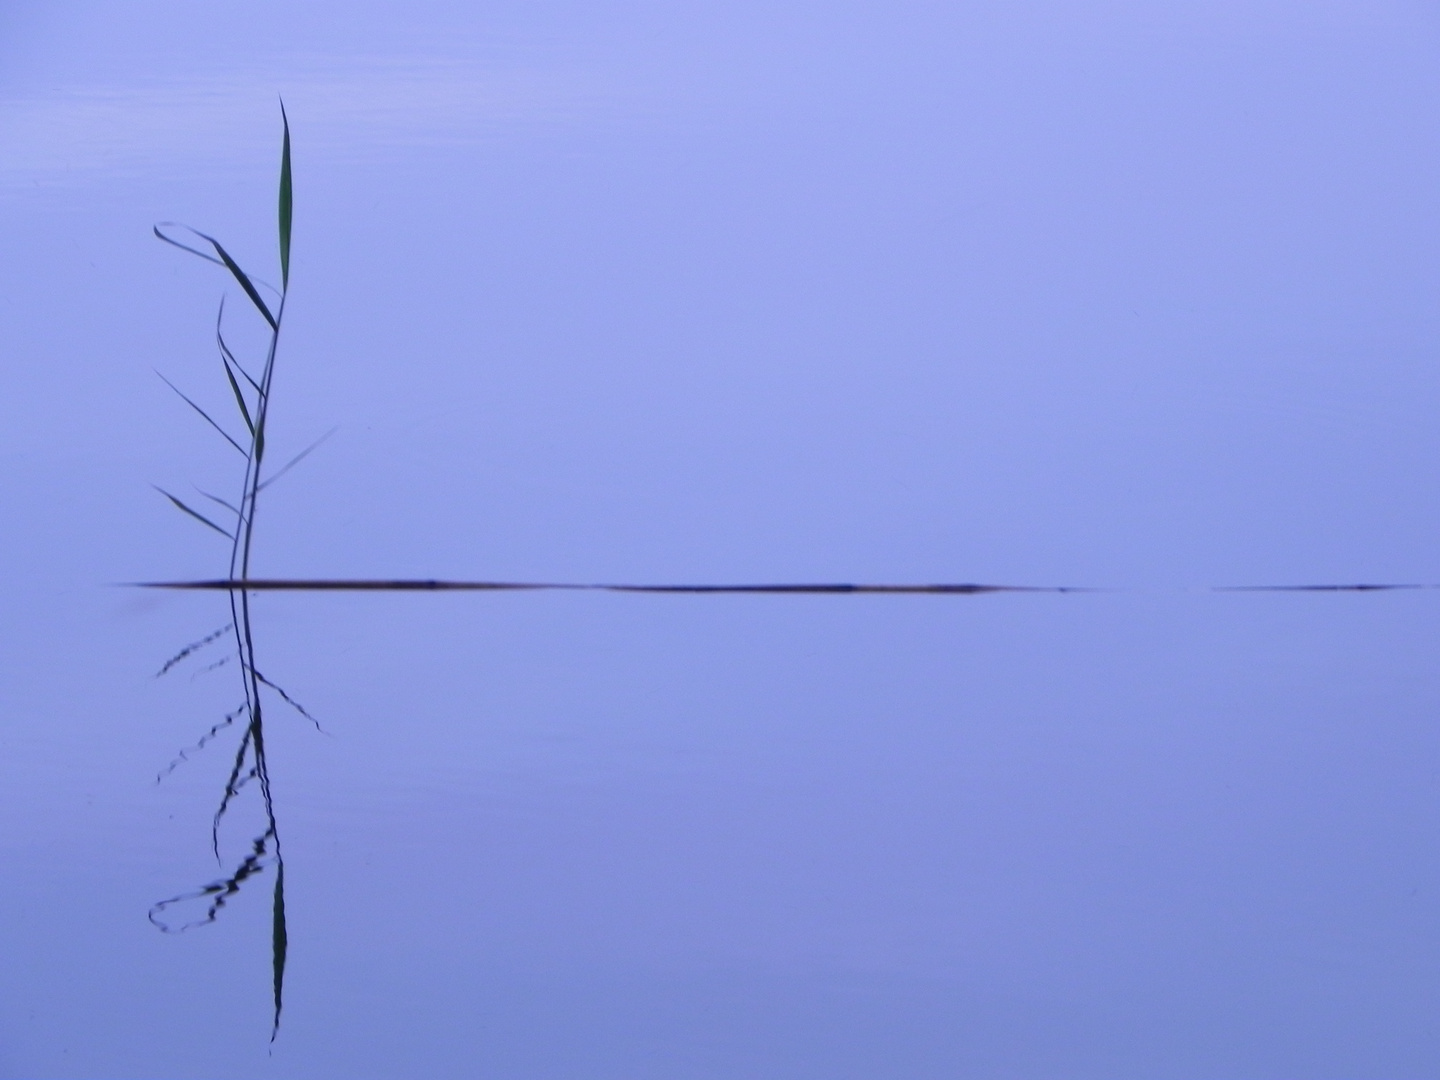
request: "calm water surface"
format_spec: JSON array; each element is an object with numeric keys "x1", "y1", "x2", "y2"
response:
[{"x1": 4, "y1": 2, "x2": 1440, "y2": 1076}]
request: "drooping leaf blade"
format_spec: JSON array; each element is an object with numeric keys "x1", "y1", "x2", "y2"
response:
[
  {"x1": 195, "y1": 488, "x2": 243, "y2": 518},
  {"x1": 153, "y1": 223, "x2": 225, "y2": 266},
  {"x1": 202, "y1": 234, "x2": 277, "y2": 330},
  {"x1": 155, "y1": 372, "x2": 246, "y2": 455},
  {"x1": 153, "y1": 487, "x2": 235, "y2": 539}
]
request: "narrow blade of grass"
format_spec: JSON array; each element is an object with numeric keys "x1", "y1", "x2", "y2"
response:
[
  {"x1": 259, "y1": 427, "x2": 337, "y2": 491},
  {"x1": 195, "y1": 488, "x2": 244, "y2": 520},
  {"x1": 153, "y1": 223, "x2": 225, "y2": 266},
  {"x1": 216, "y1": 299, "x2": 262, "y2": 393},
  {"x1": 153, "y1": 487, "x2": 235, "y2": 539},
  {"x1": 221, "y1": 356, "x2": 255, "y2": 435},
  {"x1": 202, "y1": 234, "x2": 277, "y2": 330},
  {"x1": 155, "y1": 371, "x2": 246, "y2": 455},
  {"x1": 278, "y1": 101, "x2": 292, "y2": 292}
]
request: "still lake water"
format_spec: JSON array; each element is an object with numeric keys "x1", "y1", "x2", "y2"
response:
[{"x1": 5, "y1": 2, "x2": 1440, "y2": 1076}]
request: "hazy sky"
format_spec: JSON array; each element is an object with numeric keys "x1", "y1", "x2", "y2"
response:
[{"x1": 3, "y1": 2, "x2": 1440, "y2": 1077}]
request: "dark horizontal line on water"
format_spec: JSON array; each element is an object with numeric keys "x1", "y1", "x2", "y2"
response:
[
  {"x1": 1215, "y1": 583, "x2": 1430, "y2": 592},
  {"x1": 131, "y1": 579, "x2": 1437, "y2": 594},
  {"x1": 135, "y1": 579, "x2": 1086, "y2": 594}
]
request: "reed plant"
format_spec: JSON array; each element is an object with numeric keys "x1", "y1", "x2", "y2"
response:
[{"x1": 147, "y1": 105, "x2": 309, "y2": 1041}]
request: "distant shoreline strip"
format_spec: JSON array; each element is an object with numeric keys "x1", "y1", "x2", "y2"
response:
[{"x1": 131, "y1": 579, "x2": 1434, "y2": 594}]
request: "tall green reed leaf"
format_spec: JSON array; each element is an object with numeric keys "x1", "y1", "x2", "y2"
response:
[{"x1": 279, "y1": 102, "x2": 292, "y2": 291}]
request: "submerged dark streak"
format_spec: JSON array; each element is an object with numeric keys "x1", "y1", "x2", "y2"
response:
[
  {"x1": 1215, "y1": 584, "x2": 1431, "y2": 592},
  {"x1": 135, "y1": 579, "x2": 1088, "y2": 594}
]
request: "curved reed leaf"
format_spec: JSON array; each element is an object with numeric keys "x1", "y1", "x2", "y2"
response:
[{"x1": 153, "y1": 223, "x2": 225, "y2": 266}]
